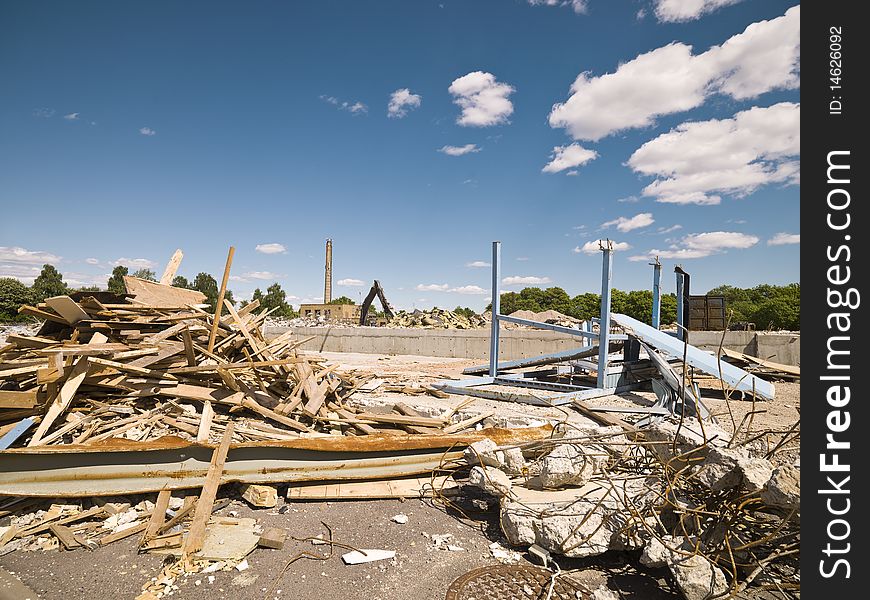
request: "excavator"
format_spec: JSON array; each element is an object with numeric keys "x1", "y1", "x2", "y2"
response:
[{"x1": 358, "y1": 280, "x2": 394, "y2": 325}]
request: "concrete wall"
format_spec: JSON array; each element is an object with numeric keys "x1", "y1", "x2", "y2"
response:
[{"x1": 265, "y1": 326, "x2": 801, "y2": 366}]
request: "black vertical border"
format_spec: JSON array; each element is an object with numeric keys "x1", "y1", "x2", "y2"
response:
[{"x1": 802, "y1": 2, "x2": 868, "y2": 596}]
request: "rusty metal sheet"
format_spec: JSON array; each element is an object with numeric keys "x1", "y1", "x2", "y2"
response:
[{"x1": 0, "y1": 426, "x2": 552, "y2": 498}]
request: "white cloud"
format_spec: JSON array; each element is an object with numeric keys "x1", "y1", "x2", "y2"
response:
[
  {"x1": 255, "y1": 243, "x2": 287, "y2": 254},
  {"x1": 0, "y1": 264, "x2": 41, "y2": 283},
  {"x1": 229, "y1": 275, "x2": 249, "y2": 283},
  {"x1": 64, "y1": 112, "x2": 80, "y2": 120},
  {"x1": 528, "y1": 0, "x2": 588, "y2": 13},
  {"x1": 449, "y1": 71, "x2": 515, "y2": 127},
  {"x1": 139, "y1": 127, "x2": 156, "y2": 136},
  {"x1": 657, "y1": 224, "x2": 683, "y2": 234},
  {"x1": 244, "y1": 271, "x2": 283, "y2": 280},
  {"x1": 566, "y1": 170, "x2": 579, "y2": 176},
  {"x1": 387, "y1": 88, "x2": 422, "y2": 118},
  {"x1": 602, "y1": 213, "x2": 654, "y2": 232},
  {"x1": 654, "y1": 0, "x2": 743, "y2": 22},
  {"x1": 337, "y1": 278, "x2": 366, "y2": 286},
  {"x1": 320, "y1": 95, "x2": 367, "y2": 115},
  {"x1": 466, "y1": 261, "x2": 491, "y2": 268},
  {"x1": 542, "y1": 143, "x2": 598, "y2": 174},
  {"x1": 617, "y1": 196, "x2": 640, "y2": 203},
  {"x1": 33, "y1": 108, "x2": 55, "y2": 118},
  {"x1": 112, "y1": 257, "x2": 157, "y2": 269},
  {"x1": 502, "y1": 276, "x2": 553, "y2": 286},
  {"x1": 438, "y1": 144, "x2": 481, "y2": 156},
  {"x1": 768, "y1": 232, "x2": 800, "y2": 246},
  {"x1": 85, "y1": 258, "x2": 100, "y2": 265},
  {"x1": 574, "y1": 240, "x2": 632, "y2": 255},
  {"x1": 548, "y1": 6, "x2": 799, "y2": 141},
  {"x1": 449, "y1": 285, "x2": 488, "y2": 295},
  {"x1": 630, "y1": 230, "x2": 759, "y2": 261},
  {"x1": 62, "y1": 272, "x2": 109, "y2": 288},
  {"x1": 628, "y1": 102, "x2": 800, "y2": 205},
  {"x1": 416, "y1": 283, "x2": 450, "y2": 292},
  {"x1": 0, "y1": 246, "x2": 62, "y2": 264}
]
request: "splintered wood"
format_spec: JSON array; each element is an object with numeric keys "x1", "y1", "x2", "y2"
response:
[{"x1": 0, "y1": 285, "x2": 471, "y2": 450}]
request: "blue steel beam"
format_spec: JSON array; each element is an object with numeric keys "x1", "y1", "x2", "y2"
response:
[
  {"x1": 610, "y1": 312, "x2": 775, "y2": 400},
  {"x1": 496, "y1": 314, "x2": 599, "y2": 338},
  {"x1": 489, "y1": 241, "x2": 501, "y2": 378},
  {"x1": 463, "y1": 344, "x2": 601, "y2": 375},
  {"x1": 596, "y1": 244, "x2": 613, "y2": 388},
  {"x1": 651, "y1": 259, "x2": 662, "y2": 329},
  {"x1": 675, "y1": 268, "x2": 685, "y2": 340}
]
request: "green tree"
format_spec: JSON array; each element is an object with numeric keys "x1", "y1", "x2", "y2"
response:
[
  {"x1": 171, "y1": 275, "x2": 192, "y2": 289},
  {"x1": 256, "y1": 283, "x2": 298, "y2": 318},
  {"x1": 31, "y1": 264, "x2": 68, "y2": 301},
  {"x1": 0, "y1": 278, "x2": 34, "y2": 322},
  {"x1": 132, "y1": 268, "x2": 157, "y2": 281},
  {"x1": 454, "y1": 306, "x2": 478, "y2": 320},
  {"x1": 107, "y1": 266, "x2": 129, "y2": 295},
  {"x1": 328, "y1": 296, "x2": 355, "y2": 305},
  {"x1": 192, "y1": 272, "x2": 235, "y2": 313},
  {"x1": 78, "y1": 285, "x2": 101, "y2": 292}
]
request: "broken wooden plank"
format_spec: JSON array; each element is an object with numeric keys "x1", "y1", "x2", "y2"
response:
[
  {"x1": 0, "y1": 390, "x2": 38, "y2": 410},
  {"x1": 286, "y1": 476, "x2": 460, "y2": 500},
  {"x1": 142, "y1": 489, "x2": 172, "y2": 543},
  {"x1": 123, "y1": 276, "x2": 206, "y2": 307},
  {"x1": 159, "y1": 249, "x2": 184, "y2": 285},
  {"x1": 181, "y1": 423, "x2": 234, "y2": 559},
  {"x1": 49, "y1": 523, "x2": 82, "y2": 549},
  {"x1": 45, "y1": 296, "x2": 90, "y2": 325},
  {"x1": 206, "y1": 246, "x2": 235, "y2": 353},
  {"x1": 196, "y1": 401, "x2": 214, "y2": 443}
]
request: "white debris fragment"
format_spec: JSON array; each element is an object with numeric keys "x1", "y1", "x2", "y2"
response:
[
  {"x1": 235, "y1": 559, "x2": 249, "y2": 571},
  {"x1": 468, "y1": 465, "x2": 512, "y2": 497},
  {"x1": 341, "y1": 549, "x2": 396, "y2": 565},
  {"x1": 391, "y1": 514, "x2": 409, "y2": 524},
  {"x1": 488, "y1": 541, "x2": 522, "y2": 564}
]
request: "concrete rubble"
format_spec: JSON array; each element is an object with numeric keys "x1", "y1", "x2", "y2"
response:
[{"x1": 386, "y1": 307, "x2": 485, "y2": 329}]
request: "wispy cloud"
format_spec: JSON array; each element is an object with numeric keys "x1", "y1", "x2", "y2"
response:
[
  {"x1": 337, "y1": 278, "x2": 366, "y2": 286},
  {"x1": 33, "y1": 108, "x2": 56, "y2": 118},
  {"x1": 415, "y1": 283, "x2": 450, "y2": 292},
  {"x1": 244, "y1": 271, "x2": 284, "y2": 280},
  {"x1": 602, "y1": 213, "x2": 655, "y2": 232},
  {"x1": 528, "y1": 0, "x2": 588, "y2": 14},
  {"x1": 629, "y1": 230, "x2": 759, "y2": 261},
  {"x1": 387, "y1": 88, "x2": 422, "y2": 118},
  {"x1": 0, "y1": 246, "x2": 62, "y2": 265},
  {"x1": 542, "y1": 143, "x2": 598, "y2": 174},
  {"x1": 657, "y1": 224, "x2": 683, "y2": 234},
  {"x1": 449, "y1": 285, "x2": 488, "y2": 295},
  {"x1": 768, "y1": 232, "x2": 800, "y2": 246},
  {"x1": 139, "y1": 127, "x2": 156, "y2": 136},
  {"x1": 628, "y1": 102, "x2": 800, "y2": 205},
  {"x1": 617, "y1": 195, "x2": 640, "y2": 204},
  {"x1": 502, "y1": 276, "x2": 552, "y2": 286},
  {"x1": 574, "y1": 240, "x2": 632, "y2": 255},
  {"x1": 111, "y1": 257, "x2": 157, "y2": 269},
  {"x1": 449, "y1": 71, "x2": 515, "y2": 127},
  {"x1": 548, "y1": 6, "x2": 799, "y2": 141},
  {"x1": 63, "y1": 112, "x2": 80, "y2": 121},
  {"x1": 465, "y1": 261, "x2": 491, "y2": 268},
  {"x1": 85, "y1": 258, "x2": 100, "y2": 265},
  {"x1": 320, "y1": 95, "x2": 368, "y2": 115},
  {"x1": 255, "y1": 243, "x2": 287, "y2": 255},
  {"x1": 653, "y1": 0, "x2": 744, "y2": 22},
  {"x1": 438, "y1": 144, "x2": 481, "y2": 156}
]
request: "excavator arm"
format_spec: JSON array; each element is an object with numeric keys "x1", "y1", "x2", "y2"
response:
[{"x1": 359, "y1": 280, "x2": 394, "y2": 325}]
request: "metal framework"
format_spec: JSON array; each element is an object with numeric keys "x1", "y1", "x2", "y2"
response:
[{"x1": 437, "y1": 241, "x2": 645, "y2": 408}]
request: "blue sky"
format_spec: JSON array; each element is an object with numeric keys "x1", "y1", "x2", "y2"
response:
[{"x1": 1, "y1": 0, "x2": 800, "y2": 310}]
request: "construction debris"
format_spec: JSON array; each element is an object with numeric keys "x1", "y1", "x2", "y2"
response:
[
  {"x1": 240, "y1": 484, "x2": 278, "y2": 508},
  {"x1": 386, "y1": 307, "x2": 485, "y2": 329}
]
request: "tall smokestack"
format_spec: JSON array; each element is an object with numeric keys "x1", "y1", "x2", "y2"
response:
[{"x1": 324, "y1": 239, "x2": 333, "y2": 303}]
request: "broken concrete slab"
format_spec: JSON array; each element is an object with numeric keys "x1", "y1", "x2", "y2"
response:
[
  {"x1": 761, "y1": 464, "x2": 800, "y2": 514},
  {"x1": 500, "y1": 477, "x2": 660, "y2": 558},
  {"x1": 539, "y1": 443, "x2": 606, "y2": 489},
  {"x1": 640, "y1": 535, "x2": 688, "y2": 568},
  {"x1": 642, "y1": 419, "x2": 730, "y2": 467},
  {"x1": 468, "y1": 466, "x2": 512, "y2": 497},
  {"x1": 668, "y1": 553, "x2": 729, "y2": 600},
  {"x1": 696, "y1": 447, "x2": 773, "y2": 493}
]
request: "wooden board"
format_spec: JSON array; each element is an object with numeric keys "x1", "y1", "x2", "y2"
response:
[
  {"x1": 159, "y1": 249, "x2": 184, "y2": 285},
  {"x1": 287, "y1": 476, "x2": 459, "y2": 500},
  {"x1": 0, "y1": 390, "x2": 38, "y2": 410},
  {"x1": 45, "y1": 296, "x2": 90, "y2": 325},
  {"x1": 123, "y1": 276, "x2": 206, "y2": 307}
]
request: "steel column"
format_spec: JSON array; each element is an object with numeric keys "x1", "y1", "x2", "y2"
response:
[
  {"x1": 596, "y1": 243, "x2": 613, "y2": 388},
  {"x1": 675, "y1": 267, "x2": 685, "y2": 340},
  {"x1": 651, "y1": 258, "x2": 662, "y2": 329},
  {"x1": 489, "y1": 241, "x2": 501, "y2": 378}
]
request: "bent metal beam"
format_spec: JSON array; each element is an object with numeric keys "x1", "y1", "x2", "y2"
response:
[{"x1": 0, "y1": 425, "x2": 552, "y2": 498}]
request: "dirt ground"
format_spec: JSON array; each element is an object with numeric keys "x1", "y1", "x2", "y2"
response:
[{"x1": 0, "y1": 351, "x2": 800, "y2": 600}]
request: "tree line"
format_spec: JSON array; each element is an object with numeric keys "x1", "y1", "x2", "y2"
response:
[
  {"x1": 489, "y1": 282, "x2": 800, "y2": 330},
  {"x1": 1, "y1": 264, "x2": 304, "y2": 322}
]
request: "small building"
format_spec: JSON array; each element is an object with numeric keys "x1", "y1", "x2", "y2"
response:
[{"x1": 298, "y1": 303, "x2": 361, "y2": 323}]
